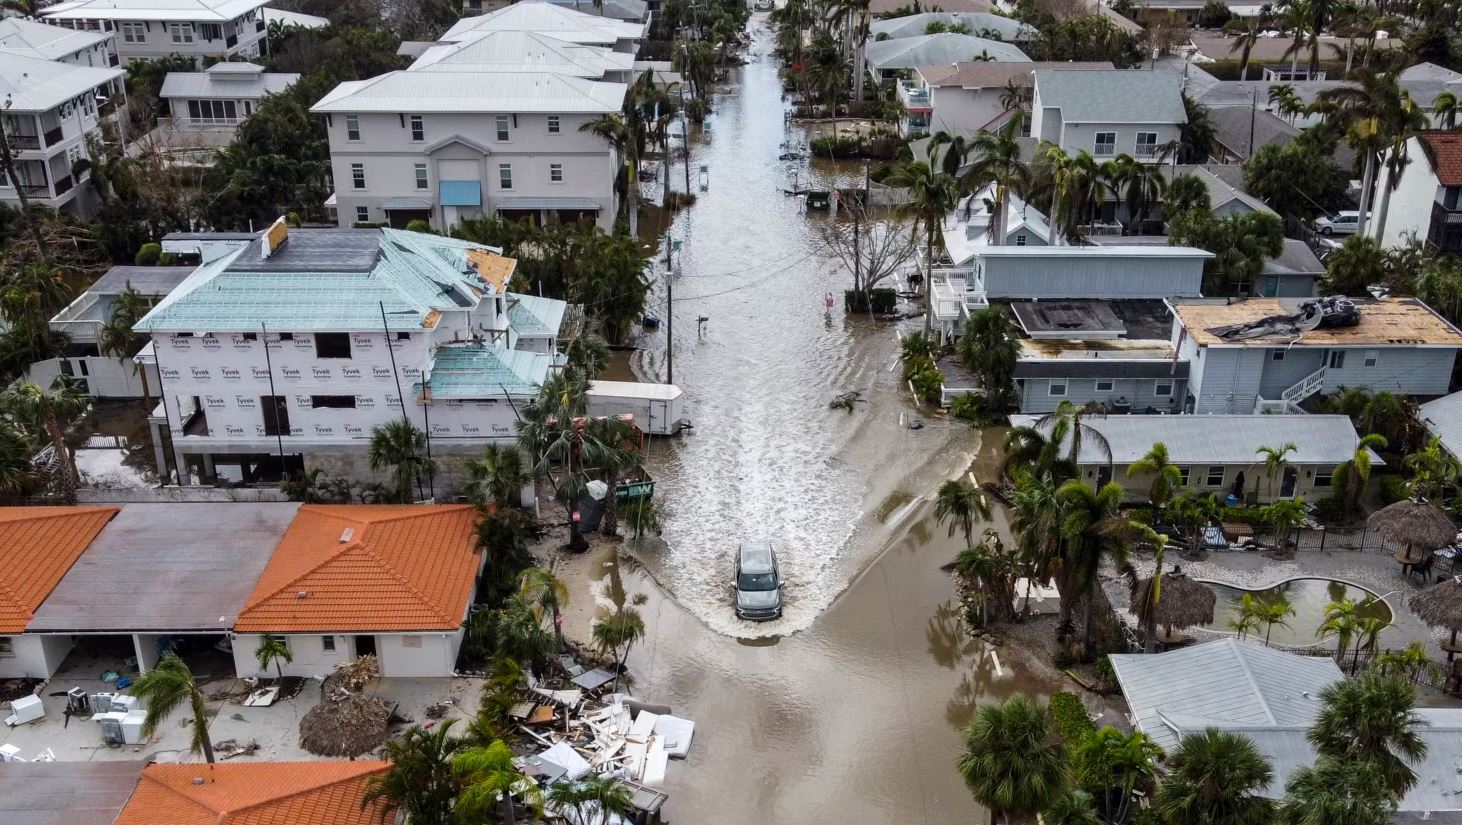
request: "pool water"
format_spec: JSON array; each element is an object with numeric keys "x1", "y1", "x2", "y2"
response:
[{"x1": 1204, "y1": 578, "x2": 1392, "y2": 647}]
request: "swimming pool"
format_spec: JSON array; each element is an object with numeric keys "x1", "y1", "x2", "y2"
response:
[{"x1": 1202, "y1": 578, "x2": 1392, "y2": 647}]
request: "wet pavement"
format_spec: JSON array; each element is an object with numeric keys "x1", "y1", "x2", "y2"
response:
[{"x1": 629, "y1": 17, "x2": 982, "y2": 639}]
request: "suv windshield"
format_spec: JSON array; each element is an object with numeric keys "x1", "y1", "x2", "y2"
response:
[{"x1": 738, "y1": 571, "x2": 777, "y2": 591}]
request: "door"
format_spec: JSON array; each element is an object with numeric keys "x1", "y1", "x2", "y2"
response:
[
  {"x1": 1280, "y1": 466, "x2": 1298, "y2": 498},
  {"x1": 386, "y1": 209, "x2": 430, "y2": 229},
  {"x1": 354, "y1": 635, "x2": 377, "y2": 657},
  {"x1": 1096, "y1": 465, "x2": 1113, "y2": 488}
]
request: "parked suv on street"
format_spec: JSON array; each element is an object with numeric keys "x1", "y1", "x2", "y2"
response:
[
  {"x1": 734, "y1": 542, "x2": 782, "y2": 621},
  {"x1": 1315, "y1": 211, "x2": 1361, "y2": 236}
]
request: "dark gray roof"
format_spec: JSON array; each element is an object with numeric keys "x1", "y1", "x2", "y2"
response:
[
  {"x1": 1012, "y1": 300, "x2": 1125, "y2": 335},
  {"x1": 1265, "y1": 239, "x2": 1324, "y2": 276},
  {"x1": 224, "y1": 229, "x2": 382, "y2": 274},
  {"x1": 1034, "y1": 68, "x2": 1186, "y2": 124},
  {"x1": 163, "y1": 231, "x2": 257, "y2": 241},
  {"x1": 87, "y1": 265, "x2": 195, "y2": 298},
  {"x1": 1014, "y1": 359, "x2": 1187, "y2": 379},
  {"x1": 27, "y1": 503, "x2": 300, "y2": 632},
  {"x1": 1206, "y1": 104, "x2": 1298, "y2": 160},
  {"x1": 0, "y1": 761, "x2": 146, "y2": 825}
]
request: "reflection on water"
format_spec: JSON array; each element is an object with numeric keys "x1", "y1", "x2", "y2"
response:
[
  {"x1": 74, "y1": 400, "x2": 160, "y2": 488},
  {"x1": 1204, "y1": 578, "x2": 1392, "y2": 646}
]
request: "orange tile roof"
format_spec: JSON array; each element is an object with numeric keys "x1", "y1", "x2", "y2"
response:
[
  {"x1": 234, "y1": 504, "x2": 481, "y2": 633},
  {"x1": 1420, "y1": 131, "x2": 1462, "y2": 187},
  {"x1": 115, "y1": 761, "x2": 392, "y2": 825},
  {"x1": 0, "y1": 506, "x2": 117, "y2": 633}
]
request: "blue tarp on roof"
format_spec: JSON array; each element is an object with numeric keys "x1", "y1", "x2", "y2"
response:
[{"x1": 440, "y1": 180, "x2": 482, "y2": 207}]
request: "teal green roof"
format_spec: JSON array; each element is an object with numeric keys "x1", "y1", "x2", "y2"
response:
[
  {"x1": 135, "y1": 228, "x2": 502, "y2": 333},
  {"x1": 419, "y1": 344, "x2": 551, "y2": 399},
  {"x1": 507, "y1": 293, "x2": 567, "y2": 337}
]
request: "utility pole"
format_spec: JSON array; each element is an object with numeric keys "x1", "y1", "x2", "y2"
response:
[
  {"x1": 665, "y1": 237, "x2": 674, "y2": 384},
  {"x1": 1248, "y1": 87, "x2": 1257, "y2": 160},
  {"x1": 680, "y1": 51, "x2": 692, "y2": 195}
]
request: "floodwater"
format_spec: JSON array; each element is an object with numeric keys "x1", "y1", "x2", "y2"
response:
[
  {"x1": 629, "y1": 19, "x2": 982, "y2": 638},
  {"x1": 1202, "y1": 577, "x2": 1391, "y2": 647}
]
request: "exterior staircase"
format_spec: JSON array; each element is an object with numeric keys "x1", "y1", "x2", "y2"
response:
[{"x1": 1253, "y1": 366, "x2": 1327, "y2": 414}]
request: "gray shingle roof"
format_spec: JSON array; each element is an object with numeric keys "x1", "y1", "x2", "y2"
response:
[
  {"x1": 1006, "y1": 413, "x2": 1370, "y2": 466},
  {"x1": 87, "y1": 265, "x2": 195, "y2": 298},
  {"x1": 1033, "y1": 68, "x2": 1186, "y2": 124},
  {"x1": 865, "y1": 33, "x2": 1028, "y2": 70},
  {"x1": 1109, "y1": 638, "x2": 1345, "y2": 751}
]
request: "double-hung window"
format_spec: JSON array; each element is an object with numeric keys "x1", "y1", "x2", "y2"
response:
[
  {"x1": 169, "y1": 22, "x2": 194, "y2": 44},
  {"x1": 1206, "y1": 465, "x2": 1225, "y2": 487},
  {"x1": 345, "y1": 114, "x2": 360, "y2": 141},
  {"x1": 414, "y1": 163, "x2": 429, "y2": 190},
  {"x1": 1136, "y1": 131, "x2": 1159, "y2": 158},
  {"x1": 355, "y1": 206, "x2": 370, "y2": 224},
  {"x1": 499, "y1": 163, "x2": 513, "y2": 190},
  {"x1": 409, "y1": 114, "x2": 424, "y2": 141},
  {"x1": 1094, "y1": 131, "x2": 1116, "y2": 156},
  {"x1": 351, "y1": 163, "x2": 365, "y2": 190},
  {"x1": 120, "y1": 21, "x2": 145, "y2": 43},
  {"x1": 547, "y1": 115, "x2": 561, "y2": 134},
  {"x1": 549, "y1": 163, "x2": 563, "y2": 183},
  {"x1": 495, "y1": 114, "x2": 510, "y2": 141},
  {"x1": 1048, "y1": 380, "x2": 1067, "y2": 397},
  {"x1": 1177, "y1": 466, "x2": 1191, "y2": 486},
  {"x1": 1329, "y1": 351, "x2": 1346, "y2": 369}
]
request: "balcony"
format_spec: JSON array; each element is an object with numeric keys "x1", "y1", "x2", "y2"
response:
[
  {"x1": 9, "y1": 134, "x2": 41, "y2": 150},
  {"x1": 14, "y1": 183, "x2": 48, "y2": 197},
  {"x1": 53, "y1": 175, "x2": 73, "y2": 196},
  {"x1": 897, "y1": 82, "x2": 930, "y2": 110},
  {"x1": 226, "y1": 34, "x2": 238, "y2": 47},
  {"x1": 43, "y1": 127, "x2": 62, "y2": 147},
  {"x1": 256, "y1": 19, "x2": 265, "y2": 32},
  {"x1": 1427, "y1": 201, "x2": 1462, "y2": 253}
]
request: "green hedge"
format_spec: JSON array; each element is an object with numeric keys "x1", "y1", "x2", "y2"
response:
[
  {"x1": 1050, "y1": 691, "x2": 1096, "y2": 749},
  {"x1": 1380, "y1": 474, "x2": 1410, "y2": 504}
]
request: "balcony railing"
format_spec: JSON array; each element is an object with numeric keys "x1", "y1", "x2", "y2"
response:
[
  {"x1": 15, "y1": 183, "x2": 48, "y2": 197},
  {"x1": 226, "y1": 34, "x2": 238, "y2": 47},
  {"x1": 8, "y1": 134, "x2": 41, "y2": 150},
  {"x1": 108, "y1": 53, "x2": 119, "y2": 66},
  {"x1": 256, "y1": 19, "x2": 266, "y2": 32},
  {"x1": 1432, "y1": 201, "x2": 1462, "y2": 226},
  {"x1": 43, "y1": 127, "x2": 62, "y2": 147},
  {"x1": 53, "y1": 175, "x2": 73, "y2": 196}
]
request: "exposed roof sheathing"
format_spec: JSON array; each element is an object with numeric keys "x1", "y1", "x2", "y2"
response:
[
  {"x1": 1172, "y1": 297, "x2": 1462, "y2": 347},
  {"x1": 0, "y1": 761, "x2": 148, "y2": 825}
]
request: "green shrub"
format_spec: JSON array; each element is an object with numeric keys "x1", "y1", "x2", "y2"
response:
[
  {"x1": 909, "y1": 364, "x2": 944, "y2": 405},
  {"x1": 1050, "y1": 691, "x2": 1096, "y2": 748},
  {"x1": 1314, "y1": 493, "x2": 1348, "y2": 523},
  {"x1": 285, "y1": 211, "x2": 302, "y2": 227},
  {"x1": 158, "y1": 252, "x2": 175, "y2": 266},
  {"x1": 949, "y1": 391, "x2": 1010, "y2": 427},
  {"x1": 1053, "y1": 648, "x2": 1075, "y2": 670},
  {"x1": 844, "y1": 287, "x2": 897, "y2": 313},
  {"x1": 1380, "y1": 474, "x2": 1410, "y2": 504},
  {"x1": 405, "y1": 218, "x2": 435, "y2": 234},
  {"x1": 1095, "y1": 655, "x2": 1117, "y2": 688},
  {"x1": 134, "y1": 242, "x2": 162, "y2": 266}
]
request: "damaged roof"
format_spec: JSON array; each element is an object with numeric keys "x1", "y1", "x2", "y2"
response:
[{"x1": 1172, "y1": 297, "x2": 1462, "y2": 347}]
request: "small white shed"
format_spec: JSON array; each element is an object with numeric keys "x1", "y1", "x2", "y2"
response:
[{"x1": 588, "y1": 381, "x2": 687, "y2": 436}]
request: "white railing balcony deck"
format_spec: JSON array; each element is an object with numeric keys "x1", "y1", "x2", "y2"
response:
[
  {"x1": 1254, "y1": 398, "x2": 1306, "y2": 415},
  {"x1": 1281, "y1": 365, "x2": 1327, "y2": 404}
]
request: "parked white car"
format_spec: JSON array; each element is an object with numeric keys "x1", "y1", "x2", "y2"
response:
[{"x1": 1315, "y1": 211, "x2": 1362, "y2": 236}]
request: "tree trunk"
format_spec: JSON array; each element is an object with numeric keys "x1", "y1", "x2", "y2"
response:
[
  {"x1": 1082, "y1": 581, "x2": 1096, "y2": 652},
  {"x1": 923, "y1": 226, "x2": 933, "y2": 335},
  {"x1": 192, "y1": 690, "x2": 216, "y2": 764},
  {"x1": 627, "y1": 142, "x2": 640, "y2": 238},
  {"x1": 1143, "y1": 594, "x2": 1157, "y2": 654},
  {"x1": 551, "y1": 603, "x2": 564, "y2": 650},
  {"x1": 603, "y1": 484, "x2": 620, "y2": 536},
  {"x1": 44, "y1": 408, "x2": 76, "y2": 490},
  {"x1": 662, "y1": 136, "x2": 672, "y2": 208},
  {"x1": 1356, "y1": 151, "x2": 1377, "y2": 237},
  {"x1": 1345, "y1": 38, "x2": 1355, "y2": 74},
  {"x1": 1373, "y1": 149, "x2": 1398, "y2": 241},
  {"x1": 994, "y1": 186, "x2": 1008, "y2": 246}
]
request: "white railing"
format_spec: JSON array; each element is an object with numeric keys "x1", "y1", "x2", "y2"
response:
[
  {"x1": 1254, "y1": 398, "x2": 1306, "y2": 415},
  {"x1": 1281, "y1": 365, "x2": 1327, "y2": 404}
]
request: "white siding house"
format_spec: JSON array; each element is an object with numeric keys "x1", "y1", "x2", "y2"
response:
[
  {"x1": 1380, "y1": 132, "x2": 1462, "y2": 252},
  {"x1": 41, "y1": 0, "x2": 268, "y2": 66},
  {"x1": 151, "y1": 62, "x2": 298, "y2": 151},
  {"x1": 1030, "y1": 68, "x2": 1185, "y2": 162}
]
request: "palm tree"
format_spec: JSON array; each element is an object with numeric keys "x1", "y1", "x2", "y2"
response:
[
  {"x1": 1075, "y1": 726, "x2": 1164, "y2": 823},
  {"x1": 1123, "y1": 160, "x2": 1166, "y2": 229},
  {"x1": 1, "y1": 375, "x2": 91, "y2": 491},
  {"x1": 1354, "y1": 614, "x2": 1385, "y2": 670},
  {"x1": 363, "y1": 721, "x2": 465, "y2": 825},
  {"x1": 367, "y1": 419, "x2": 434, "y2": 503},
  {"x1": 1038, "y1": 143, "x2": 1096, "y2": 244},
  {"x1": 1276, "y1": 0, "x2": 1312, "y2": 81},
  {"x1": 1256, "y1": 442, "x2": 1297, "y2": 501},
  {"x1": 98, "y1": 283, "x2": 152, "y2": 398},
  {"x1": 580, "y1": 113, "x2": 635, "y2": 237},
  {"x1": 1308, "y1": 672, "x2": 1427, "y2": 798},
  {"x1": 547, "y1": 774, "x2": 634, "y2": 825},
  {"x1": 962, "y1": 114, "x2": 1030, "y2": 246},
  {"x1": 519, "y1": 566, "x2": 569, "y2": 651},
  {"x1": 956, "y1": 695, "x2": 1068, "y2": 825},
  {"x1": 1228, "y1": 593, "x2": 1262, "y2": 640},
  {"x1": 1165, "y1": 172, "x2": 1210, "y2": 217},
  {"x1": 592, "y1": 605, "x2": 645, "y2": 690},
  {"x1": 1316, "y1": 73, "x2": 1414, "y2": 238},
  {"x1": 585, "y1": 415, "x2": 641, "y2": 536},
  {"x1": 957, "y1": 306, "x2": 1021, "y2": 401},
  {"x1": 1318, "y1": 596, "x2": 1360, "y2": 658},
  {"x1": 454, "y1": 739, "x2": 542, "y2": 825},
  {"x1": 0, "y1": 419, "x2": 34, "y2": 495},
  {"x1": 1258, "y1": 595, "x2": 1296, "y2": 645},
  {"x1": 1336, "y1": 433, "x2": 1387, "y2": 513},
  {"x1": 955, "y1": 534, "x2": 1020, "y2": 625},
  {"x1": 1403, "y1": 436, "x2": 1460, "y2": 500},
  {"x1": 1436, "y1": 91, "x2": 1459, "y2": 130},
  {"x1": 1003, "y1": 400, "x2": 1112, "y2": 483},
  {"x1": 1156, "y1": 728, "x2": 1275, "y2": 825},
  {"x1": 1059, "y1": 479, "x2": 1145, "y2": 650},
  {"x1": 131, "y1": 652, "x2": 216, "y2": 763},
  {"x1": 1227, "y1": 15, "x2": 1266, "y2": 81},
  {"x1": 465, "y1": 443, "x2": 527, "y2": 509},
  {"x1": 1279, "y1": 755, "x2": 1395, "y2": 825},
  {"x1": 889, "y1": 159, "x2": 959, "y2": 334},
  {"x1": 934, "y1": 478, "x2": 992, "y2": 546},
  {"x1": 1128, "y1": 442, "x2": 1182, "y2": 508},
  {"x1": 1268, "y1": 83, "x2": 1304, "y2": 125},
  {"x1": 1375, "y1": 642, "x2": 1444, "y2": 685},
  {"x1": 255, "y1": 633, "x2": 292, "y2": 680},
  {"x1": 1042, "y1": 790, "x2": 1104, "y2": 825},
  {"x1": 1010, "y1": 471, "x2": 1064, "y2": 614}
]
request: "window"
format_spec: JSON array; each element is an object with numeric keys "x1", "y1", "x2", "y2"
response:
[
  {"x1": 1154, "y1": 381, "x2": 1173, "y2": 396},
  {"x1": 66, "y1": 145, "x2": 82, "y2": 168},
  {"x1": 1329, "y1": 350, "x2": 1346, "y2": 369},
  {"x1": 351, "y1": 163, "x2": 365, "y2": 190},
  {"x1": 1094, "y1": 131, "x2": 1116, "y2": 156},
  {"x1": 1177, "y1": 465, "x2": 1191, "y2": 486},
  {"x1": 409, "y1": 114, "x2": 424, "y2": 141},
  {"x1": 1136, "y1": 131, "x2": 1158, "y2": 157},
  {"x1": 199, "y1": 22, "x2": 221, "y2": 39},
  {"x1": 499, "y1": 163, "x2": 512, "y2": 190},
  {"x1": 187, "y1": 99, "x2": 237, "y2": 123},
  {"x1": 1314, "y1": 469, "x2": 1334, "y2": 488},
  {"x1": 547, "y1": 115, "x2": 560, "y2": 134},
  {"x1": 1206, "y1": 465, "x2": 1225, "y2": 486},
  {"x1": 414, "y1": 163, "x2": 429, "y2": 190},
  {"x1": 322, "y1": 635, "x2": 336, "y2": 653},
  {"x1": 1364, "y1": 350, "x2": 1378, "y2": 367},
  {"x1": 261, "y1": 395, "x2": 290, "y2": 436},
  {"x1": 1271, "y1": 349, "x2": 1286, "y2": 361},
  {"x1": 168, "y1": 22, "x2": 194, "y2": 44},
  {"x1": 315, "y1": 333, "x2": 352, "y2": 359},
  {"x1": 1095, "y1": 379, "x2": 1114, "y2": 392},
  {"x1": 278, "y1": 333, "x2": 293, "y2": 341},
  {"x1": 1049, "y1": 380, "x2": 1067, "y2": 396},
  {"x1": 121, "y1": 21, "x2": 145, "y2": 43},
  {"x1": 549, "y1": 163, "x2": 563, "y2": 183},
  {"x1": 396, "y1": 331, "x2": 410, "y2": 340},
  {"x1": 242, "y1": 332, "x2": 257, "y2": 341},
  {"x1": 495, "y1": 114, "x2": 510, "y2": 141},
  {"x1": 355, "y1": 206, "x2": 370, "y2": 224},
  {"x1": 1014, "y1": 233, "x2": 1027, "y2": 246},
  {"x1": 345, "y1": 113, "x2": 360, "y2": 141},
  {"x1": 0, "y1": 638, "x2": 12, "y2": 658},
  {"x1": 310, "y1": 395, "x2": 357, "y2": 409}
]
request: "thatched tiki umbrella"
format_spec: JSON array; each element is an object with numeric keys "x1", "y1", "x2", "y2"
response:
[
  {"x1": 1410, "y1": 576, "x2": 1462, "y2": 659},
  {"x1": 1368, "y1": 499, "x2": 1456, "y2": 569},
  {"x1": 1131, "y1": 565, "x2": 1216, "y2": 653},
  {"x1": 299, "y1": 693, "x2": 389, "y2": 759}
]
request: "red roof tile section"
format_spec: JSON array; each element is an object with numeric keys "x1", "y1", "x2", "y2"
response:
[
  {"x1": 115, "y1": 761, "x2": 392, "y2": 825},
  {"x1": 234, "y1": 504, "x2": 481, "y2": 633},
  {"x1": 0, "y1": 506, "x2": 117, "y2": 633},
  {"x1": 1421, "y1": 131, "x2": 1462, "y2": 187}
]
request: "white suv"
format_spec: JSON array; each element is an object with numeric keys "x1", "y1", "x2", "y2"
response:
[{"x1": 1315, "y1": 211, "x2": 1361, "y2": 236}]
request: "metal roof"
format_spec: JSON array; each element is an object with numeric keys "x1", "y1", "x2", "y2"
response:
[
  {"x1": 865, "y1": 33, "x2": 1028, "y2": 69},
  {"x1": 869, "y1": 12, "x2": 1033, "y2": 41},
  {"x1": 977, "y1": 245, "x2": 1212, "y2": 259},
  {"x1": 1034, "y1": 68, "x2": 1187, "y2": 124},
  {"x1": 160, "y1": 66, "x2": 299, "y2": 99},
  {"x1": 136, "y1": 229, "x2": 505, "y2": 333},
  {"x1": 0, "y1": 761, "x2": 148, "y2": 825},
  {"x1": 440, "y1": 0, "x2": 646, "y2": 44},
  {"x1": 311, "y1": 70, "x2": 627, "y2": 114},
  {"x1": 410, "y1": 29, "x2": 635, "y2": 77},
  {"x1": 0, "y1": 17, "x2": 110, "y2": 61},
  {"x1": 507, "y1": 292, "x2": 567, "y2": 337},
  {"x1": 1421, "y1": 390, "x2": 1462, "y2": 460},
  {"x1": 421, "y1": 343, "x2": 552, "y2": 398},
  {"x1": 1109, "y1": 638, "x2": 1345, "y2": 751},
  {"x1": 42, "y1": 0, "x2": 267, "y2": 22},
  {"x1": 496, "y1": 195, "x2": 603, "y2": 210},
  {"x1": 262, "y1": 7, "x2": 328, "y2": 28},
  {"x1": 27, "y1": 503, "x2": 300, "y2": 632},
  {"x1": 590, "y1": 379, "x2": 682, "y2": 400},
  {"x1": 0, "y1": 50, "x2": 122, "y2": 112},
  {"x1": 1006, "y1": 413, "x2": 1369, "y2": 465},
  {"x1": 536, "y1": 0, "x2": 649, "y2": 21},
  {"x1": 83, "y1": 265, "x2": 194, "y2": 299}
]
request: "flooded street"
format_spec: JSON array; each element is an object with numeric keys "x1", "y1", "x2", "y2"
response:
[{"x1": 630, "y1": 18, "x2": 983, "y2": 638}]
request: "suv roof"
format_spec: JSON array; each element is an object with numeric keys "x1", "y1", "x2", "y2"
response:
[{"x1": 738, "y1": 542, "x2": 775, "y2": 573}]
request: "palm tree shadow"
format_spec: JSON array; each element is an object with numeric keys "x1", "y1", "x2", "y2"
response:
[{"x1": 927, "y1": 600, "x2": 979, "y2": 670}]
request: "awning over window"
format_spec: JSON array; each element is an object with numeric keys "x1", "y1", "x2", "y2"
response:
[
  {"x1": 440, "y1": 180, "x2": 482, "y2": 207},
  {"x1": 382, "y1": 197, "x2": 432, "y2": 210},
  {"x1": 495, "y1": 197, "x2": 601, "y2": 211}
]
